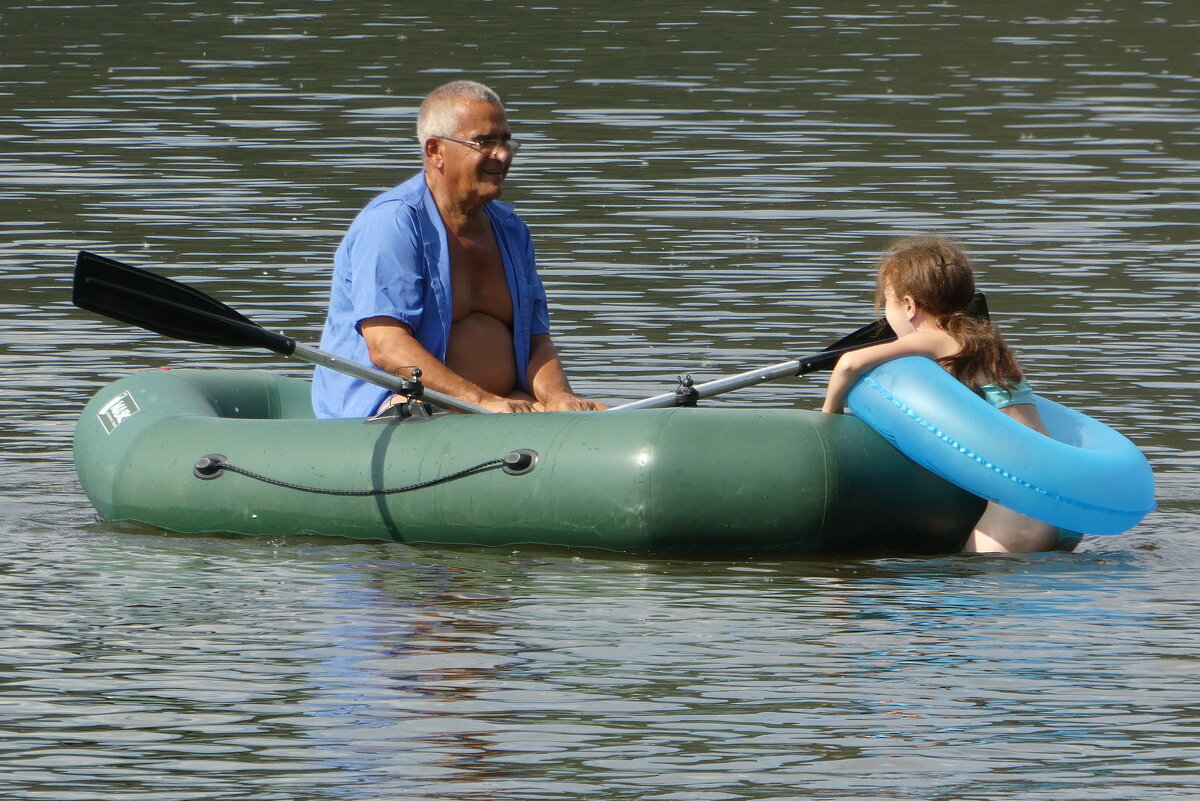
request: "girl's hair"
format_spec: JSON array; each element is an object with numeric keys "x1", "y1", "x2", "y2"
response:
[
  {"x1": 875, "y1": 236, "x2": 1022, "y2": 390},
  {"x1": 416, "y1": 80, "x2": 504, "y2": 150}
]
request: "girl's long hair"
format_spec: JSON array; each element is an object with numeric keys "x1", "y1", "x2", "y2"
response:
[{"x1": 875, "y1": 236, "x2": 1022, "y2": 390}]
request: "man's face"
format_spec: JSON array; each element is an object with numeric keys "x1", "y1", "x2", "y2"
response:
[{"x1": 437, "y1": 100, "x2": 514, "y2": 207}]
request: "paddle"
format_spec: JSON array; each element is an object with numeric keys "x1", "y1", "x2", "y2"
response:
[
  {"x1": 71, "y1": 251, "x2": 492, "y2": 415},
  {"x1": 610, "y1": 292, "x2": 989, "y2": 411}
]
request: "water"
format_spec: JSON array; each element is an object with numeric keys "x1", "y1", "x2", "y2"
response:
[{"x1": 1, "y1": 2, "x2": 1199, "y2": 798}]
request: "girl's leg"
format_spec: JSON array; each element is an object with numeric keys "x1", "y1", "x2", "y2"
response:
[{"x1": 964, "y1": 502, "x2": 1059, "y2": 553}]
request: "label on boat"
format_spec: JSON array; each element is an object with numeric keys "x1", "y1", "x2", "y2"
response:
[{"x1": 98, "y1": 391, "x2": 140, "y2": 434}]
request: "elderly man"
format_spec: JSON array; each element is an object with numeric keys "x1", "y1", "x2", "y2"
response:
[{"x1": 312, "y1": 80, "x2": 605, "y2": 418}]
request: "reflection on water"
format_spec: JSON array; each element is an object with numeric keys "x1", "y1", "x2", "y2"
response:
[
  {"x1": 4, "y1": 531, "x2": 1200, "y2": 799},
  {"x1": 0, "y1": 1, "x2": 1198, "y2": 798}
]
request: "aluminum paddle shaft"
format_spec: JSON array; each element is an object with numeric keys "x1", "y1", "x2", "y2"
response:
[
  {"x1": 287, "y1": 343, "x2": 490, "y2": 415},
  {"x1": 611, "y1": 344, "x2": 871, "y2": 411}
]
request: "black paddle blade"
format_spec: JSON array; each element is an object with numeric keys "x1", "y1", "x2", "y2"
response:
[
  {"x1": 73, "y1": 251, "x2": 295, "y2": 356},
  {"x1": 823, "y1": 318, "x2": 895, "y2": 352},
  {"x1": 794, "y1": 320, "x2": 895, "y2": 376}
]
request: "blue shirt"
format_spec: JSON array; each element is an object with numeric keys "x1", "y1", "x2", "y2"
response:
[{"x1": 312, "y1": 172, "x2": 551, "y2": 418}]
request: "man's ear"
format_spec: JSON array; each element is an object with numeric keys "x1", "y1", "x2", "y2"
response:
[{"x1": 423, "y1": 137, "x2": 442, "y2": 166}]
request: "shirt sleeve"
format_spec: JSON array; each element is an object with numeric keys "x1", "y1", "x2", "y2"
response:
[{"x1": 345, "y1": 203, "x2": 426, "y2": 333}]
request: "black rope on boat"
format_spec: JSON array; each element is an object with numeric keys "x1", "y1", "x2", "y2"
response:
[{"x1": 193, "y1": 449, "x2": 537, "y2": 496}]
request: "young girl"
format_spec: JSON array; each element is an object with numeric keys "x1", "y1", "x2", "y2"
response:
[{"x1": 822, "y1": 236, "x2": 1059, "y2": 554}]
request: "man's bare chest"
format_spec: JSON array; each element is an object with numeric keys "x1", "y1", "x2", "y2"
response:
[{"x1": 447, "y1": 229, "x2": 513, "y2": 324}]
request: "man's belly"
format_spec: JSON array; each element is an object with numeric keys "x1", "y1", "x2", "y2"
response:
[{"x1": 445, "y1": 311, "x2": 518, "y2": 396}]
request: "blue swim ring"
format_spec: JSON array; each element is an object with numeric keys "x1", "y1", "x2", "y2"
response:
[{"x1": 846, "y1": 357, "x2": 1155, "y2": 536}]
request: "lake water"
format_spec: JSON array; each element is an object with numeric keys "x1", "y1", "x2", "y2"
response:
[{"x1": 1, "y1": 2, "x2": 1199, "y2": 799}]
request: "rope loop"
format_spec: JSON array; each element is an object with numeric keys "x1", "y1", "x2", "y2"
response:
[{"x1": 193, "y1": 454, "x2": 506, "y2": 496}]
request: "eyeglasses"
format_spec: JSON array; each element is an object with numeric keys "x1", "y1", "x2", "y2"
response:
[{"x1": 435, "y1": 135, "x2": 520, "y2": 155}]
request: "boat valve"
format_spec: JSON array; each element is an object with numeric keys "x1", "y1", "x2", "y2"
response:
[
  {"x1": 194, "y1": 454, "x2": 228, "y2": 480},
  {"x1": 503, "y1": 449, "x2": 538, "y2": 476}
]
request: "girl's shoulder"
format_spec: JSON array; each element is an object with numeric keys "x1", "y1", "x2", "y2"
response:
[{"x1": 893, "y1": 328, "x2": 960, "y2": 360}]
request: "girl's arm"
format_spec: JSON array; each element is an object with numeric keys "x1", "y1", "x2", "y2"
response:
[{"x1": 821, "y1": 332, "x2": 950, "y2": 414}]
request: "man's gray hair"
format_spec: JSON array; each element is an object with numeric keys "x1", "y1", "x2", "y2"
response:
[{"x1": 416, "y1": 80, "x2": 504, "y2": 147}]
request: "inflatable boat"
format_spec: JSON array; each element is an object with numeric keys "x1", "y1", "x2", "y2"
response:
[
  {"x1": 71, "y1": 252, "x2": 1149, "y2": 554},
  {"x1": 73, "y1": 368, "x2": 988, "y2": 554}
]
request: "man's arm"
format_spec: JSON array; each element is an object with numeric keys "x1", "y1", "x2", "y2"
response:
[
  {"x1": 525, "y1": 333, "x2": 607, "y2": 411},
  {"x1": 361, "y1": 317, "x2": 537, "y2": 413}
]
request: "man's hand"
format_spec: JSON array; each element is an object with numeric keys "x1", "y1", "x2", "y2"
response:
[
  {"x1": 533, "y1": 393, "x2": 608, "y2": 412},
  {"x1": 481, "y1": 397, "x2": 538, "y2": 414}
]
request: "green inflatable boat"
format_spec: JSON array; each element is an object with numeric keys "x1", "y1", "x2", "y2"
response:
[{"x1": 73, "y1": 368, "x2": 987, "y2": 554}]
